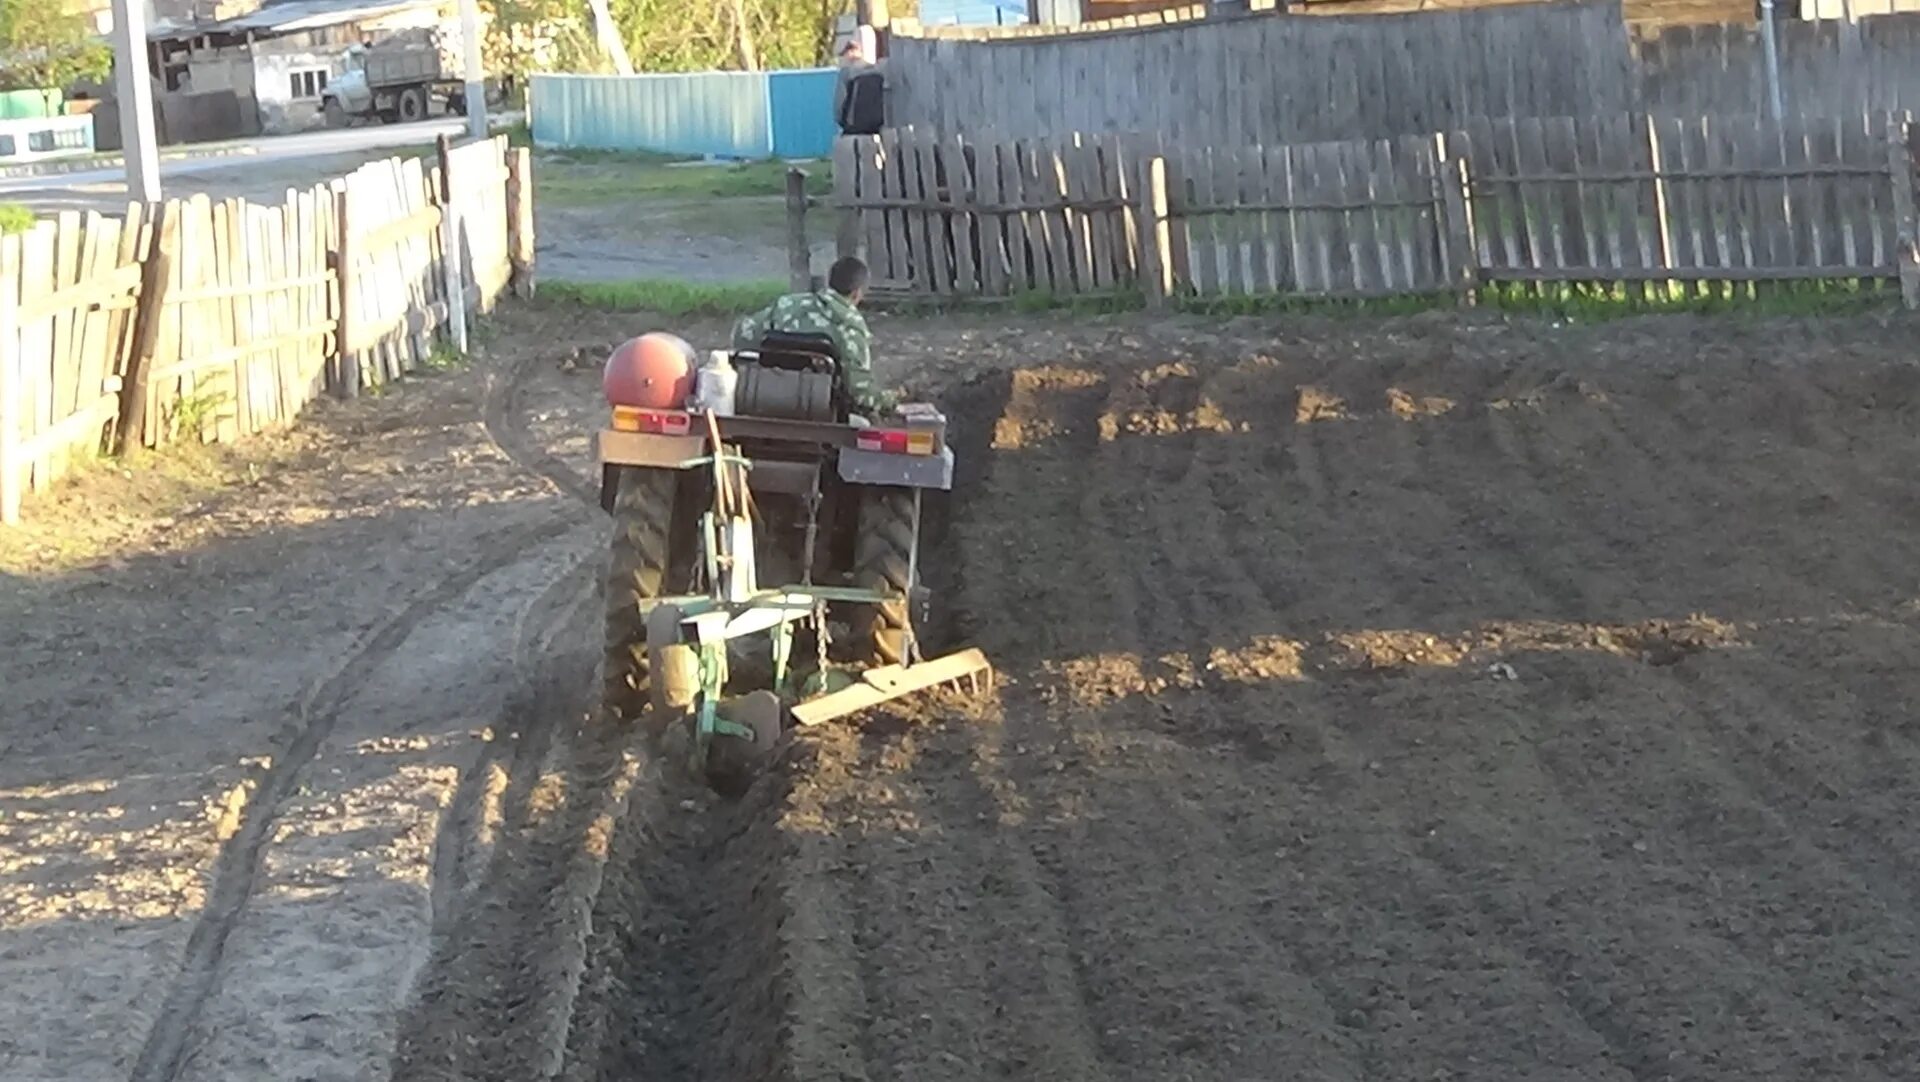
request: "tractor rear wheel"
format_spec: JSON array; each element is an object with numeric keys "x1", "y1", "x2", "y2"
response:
[
  {"x1": 604, "y1": 466, "x2": 682, "y2": 724},
  {"x1": 851, "y1": 486, "x2": 918, "y2": 666}
]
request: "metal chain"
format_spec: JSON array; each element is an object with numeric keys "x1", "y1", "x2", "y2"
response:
[{"x1": 815, "y1": 602, "x2": 831, "y2": 674}]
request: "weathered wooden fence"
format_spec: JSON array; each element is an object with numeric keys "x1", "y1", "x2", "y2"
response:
[
  {"x1": 0, "y1": 135, "x2": 538, "y2": 524},
  {"x1": 828, "y1": 111, "x2": 1920, "y2": 303},
  {"x1": 885, "y1": 0, "x2": 1638, "y2": 148},
  {"x1": 885, "y1": 1, "x2": 1920, "y2": 149},
  {"x1": 1638, "y1": 16, "x2": 1920, "y2": 118}
]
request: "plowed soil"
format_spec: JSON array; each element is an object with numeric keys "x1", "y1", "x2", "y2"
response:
[{"x1": 12, "y1": 306, "x2": 1920, "y2": 1082}]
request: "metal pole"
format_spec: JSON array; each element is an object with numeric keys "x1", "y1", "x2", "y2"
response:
[
  {"x1": 1760, "y1": 0, "x2": 1785, "y2": 124},
  {"x1": 110, "y1": 0, "x2": 161, "y2": 202},
  {"x1": 459, "y1": 0, "x2": 487, "y2": 140}
]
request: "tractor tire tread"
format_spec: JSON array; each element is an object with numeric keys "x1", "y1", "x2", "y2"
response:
[
  {"x1": 604, "y1": 467, "x2": 679, "y2": 723},
  {"x1": 852, "y1": 486, "x2": 916, "y2": 666}
]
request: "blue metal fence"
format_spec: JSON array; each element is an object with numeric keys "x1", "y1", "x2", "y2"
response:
[
  {"x1": 530, "y1": 69, "x2": 838, "y2": 160},
  {"x1": 919, "y1": 0, "x2": 1027, "y2": 24},
  {"x1": 766, "y1": 69, "x2": 839, "y2": 159}
]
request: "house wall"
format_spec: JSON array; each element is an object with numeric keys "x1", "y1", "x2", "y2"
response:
[
  {"x1": 245, "y1": 8, "x2": 460, "y2": 134},
  {"x1": 186, "y1": 48, "x2": 256, "y2": 95},
  {"x1": 252, "y1": 42, "x2": 351, "y2": 133}
]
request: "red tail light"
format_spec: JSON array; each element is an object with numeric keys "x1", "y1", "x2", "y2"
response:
[
  {"x1": 856, "y1": 428, "x2": 936, "y2": 456},
  {"x1": 614, "y1": 406, "x2": 692, "y2": 435}
]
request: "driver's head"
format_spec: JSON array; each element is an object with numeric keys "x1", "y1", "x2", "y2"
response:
[{"x1": 828, "y1": 256, "x2": 869, "y2": 306}]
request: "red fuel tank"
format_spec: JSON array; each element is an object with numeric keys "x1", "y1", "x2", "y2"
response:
[{"x1": 603, "y1": 332, "x2": 696, "y2": 410}]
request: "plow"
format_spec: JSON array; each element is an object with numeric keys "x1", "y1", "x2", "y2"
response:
[{"x1": 595, "y1": 331, "x2": 992, "y2": 791}]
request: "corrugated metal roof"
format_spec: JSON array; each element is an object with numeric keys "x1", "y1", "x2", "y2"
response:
[{"x1": 179, "y1": 0, "x2": 442, "y2": 36}]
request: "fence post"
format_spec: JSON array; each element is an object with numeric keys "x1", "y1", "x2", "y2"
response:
[
  {"x1": 436, "y1": 133, "x2": 470, "y2": 354},
  {"x1": 1889, "y1": 119, "x2": 1920, "y2": 309},
  {"x1": 1646, "y1": 117, "x2": 1675, "y2": 275},
  {"x1": 0, "y1": 233, "x2": 19, "y2": 525},
  {"x1": 835, "y1": 140, "x2": 863, "y2": 264},
  {"x1": 1141, "y1": 155, "x2": 1172, "y2": 306},
  {"x1": 786, "y1": 167, "x2": 813, "y2": 292},
  {"x1": 333, "y1": 182, "x2": 360, "y2": 399},
  {"x1": 507, "y1": 146, "x2": 536, "y2": 299},
  {"x1": 117, "y1": 201, "x2": 177, "y2": 454},
  {"x1": 1434, "y1": 134, "x2": 1478, "y2": 305}
]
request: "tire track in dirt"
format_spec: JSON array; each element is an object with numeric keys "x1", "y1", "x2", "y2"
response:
[
  {"x1": 425, "y1": 540, "x2": 600, "y2": 936},
  {"x1": 129, "y1": 352, "x2": 592, "y2": 1082}
]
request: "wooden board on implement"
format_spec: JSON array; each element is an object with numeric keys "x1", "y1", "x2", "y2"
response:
[{"x1": 789, "y1": 648, "x2": 995, "y2": 727}]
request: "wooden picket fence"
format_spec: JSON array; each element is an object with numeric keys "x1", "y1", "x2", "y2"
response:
[
  {"x1": 828, "y1": 111, "x2": 1920, "y2": 304},
  {"x1": 0, "y1": 135, "x2": 538, "y2": 524}
]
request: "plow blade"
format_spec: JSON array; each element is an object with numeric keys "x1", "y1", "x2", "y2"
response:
[{"x1": 790, "y1": 648, "x2": 995, "y2": 727}]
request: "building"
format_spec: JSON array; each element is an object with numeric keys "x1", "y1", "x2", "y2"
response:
[
  {"x1": 153, "y1": 0, "x2": 455, "y2": 132},
  {"x1": 77, "y1": 0, "x2": 459, "y2": 142}
]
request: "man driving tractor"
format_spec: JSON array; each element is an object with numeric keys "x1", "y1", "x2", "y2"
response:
[{"x1": 730, "y1": 256, "x2": 897, "y2": 417}]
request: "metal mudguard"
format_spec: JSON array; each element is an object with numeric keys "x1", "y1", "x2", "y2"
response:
[
  {"x1": 837, "y1": 445, "x2": 955, "y2": 491},
  {"x1": 598, "y1": 429, "x2": 705, "y2": 469}
]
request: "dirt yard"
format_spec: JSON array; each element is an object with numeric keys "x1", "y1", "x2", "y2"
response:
[
  {"x1": 8, "y1": 301, "x2": 1920, "y2": 1082},
  {"x1": 2, "y1": 144, "x2": 823, "y2": 286}
]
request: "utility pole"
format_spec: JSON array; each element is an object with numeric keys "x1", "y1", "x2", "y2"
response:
[
  {"x1": 858, "y1": 0, "x2": 890, "y2": 58},
  {"x1": 459, "y1": 0, "x2": 487, "y2": 140},
  {"x1": 1760, "y1": 0, "x2": 1786, "y2": 124},
  {"x1": 110, "y1": 0, "x2": 161, "y2": 202}
]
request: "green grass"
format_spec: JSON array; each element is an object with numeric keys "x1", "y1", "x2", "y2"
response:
[
  {"x1": 869, "y1": 275, "x2": 1901, "y2": 322},
  {"x1": 422, "y1": 340, "x2": 469, "y2": 371},
  {"x1": 542, "y1": 278, "x2": 787, "y2": 317},
  {"x1": 536, "y1": 153, "x2": 833, "y2": 206},
  {"x1": 1476, "y1": 277, "x2": 1900, "y2": 319},
  {"x1": 0, "y1": 203, "x2": 33, "y2": 235}
]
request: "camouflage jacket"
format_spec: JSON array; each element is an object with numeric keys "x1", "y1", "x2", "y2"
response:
[{"x1": 730, "y1": 290, "x2": 894, "y2": 414}]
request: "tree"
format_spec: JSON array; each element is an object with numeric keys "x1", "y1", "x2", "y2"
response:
[
  {"x1": 606, "y1": 0, "x2": 843, "y2": 73},
  {"x1": 0, "y1": 0, "x2": 111, "y2": 116},
  {"x1": 481, "y1": 0, "x2": 844, "y2": 82},
  {"x1": 483, "y1": 0, "x2": 605, "y2": 90}
]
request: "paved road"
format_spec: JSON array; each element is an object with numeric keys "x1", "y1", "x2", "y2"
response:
[{"x1": 0, "y1": 118, "x2": 472, "y2": 198}]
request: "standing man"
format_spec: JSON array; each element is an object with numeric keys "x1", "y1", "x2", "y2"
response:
[{"x1": 833, "y1": 38, "x2": 886, "y2": 137}]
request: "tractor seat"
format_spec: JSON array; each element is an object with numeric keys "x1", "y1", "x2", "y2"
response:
[{"x1": 747, "y1": 331, "x2": 840, "y2": 377}]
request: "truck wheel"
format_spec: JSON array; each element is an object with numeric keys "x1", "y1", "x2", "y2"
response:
[
  {"x1": 851, "y1": 486, "x2": 917, "y2": 666},
  {"x1": 323, "y1": 99, "x2": 348, "y2": 129},
  {"x1": 604, "y1": 467, "x2": 681, "y2": 724},
  {"x1": 398, "y1": 86, "x2": 429, "y2": 124},
  {"x1": 448, "y1": 90, "x2": 467, "y2": 116}
]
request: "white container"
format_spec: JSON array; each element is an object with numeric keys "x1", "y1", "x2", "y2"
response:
[{"x1": 693, "y1": 350, "x2": 738, "y2": 416}]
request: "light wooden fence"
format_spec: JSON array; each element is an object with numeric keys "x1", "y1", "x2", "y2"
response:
[
  {"x1": 828, "y1": 111, "x2": 1920, "y2": 303},
  {"x1": 0, "y1": 135, "x2": 537, "y2": 524}
]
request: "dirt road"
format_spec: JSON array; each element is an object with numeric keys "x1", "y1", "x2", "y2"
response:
[
  {"x1": 2, "y1": 146, "x2": 812, "y2": 286},
  {"x1": 8, "y1": 305, "x2": 1920, "y2": 1081}
]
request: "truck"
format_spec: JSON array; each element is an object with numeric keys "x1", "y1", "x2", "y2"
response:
[{"x1": 321, "y1": 27, "x2": 496, "y2": 127}]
